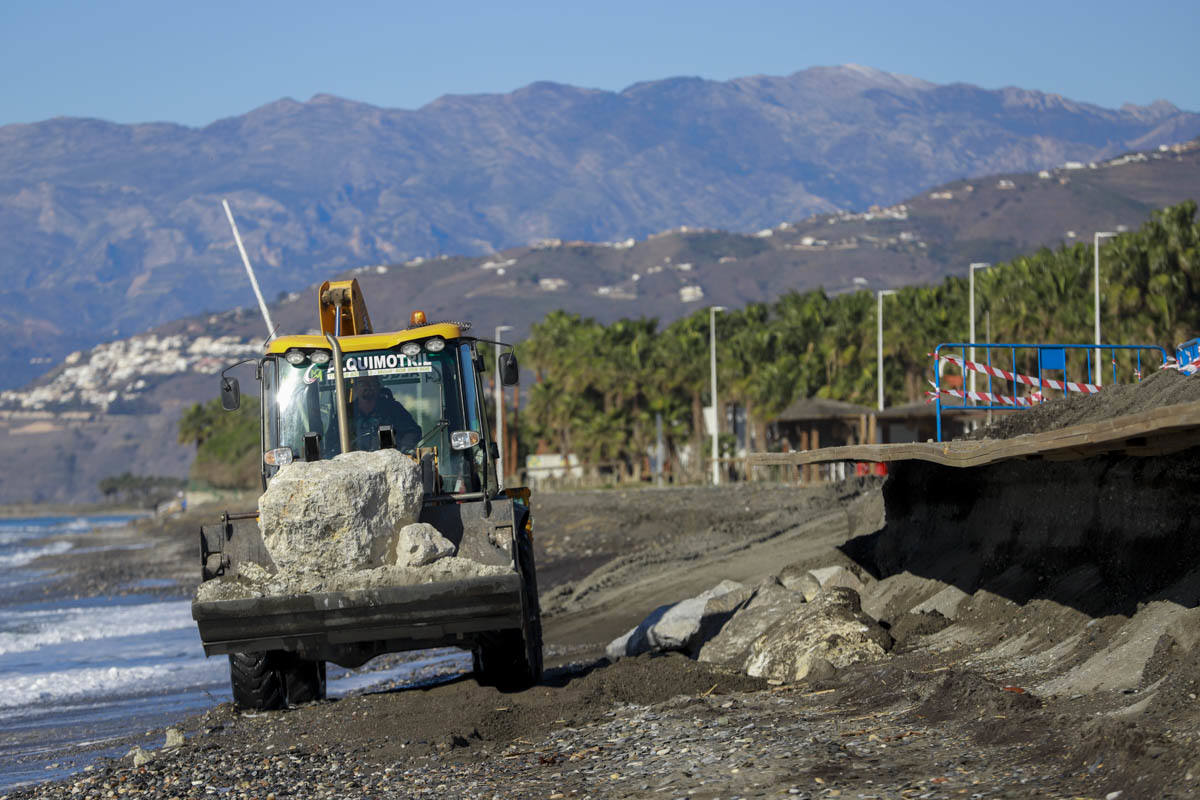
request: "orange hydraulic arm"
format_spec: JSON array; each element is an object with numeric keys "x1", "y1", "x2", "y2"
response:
[{"x1": 318, "y1": 279, "x2": 373, "y2": 337}]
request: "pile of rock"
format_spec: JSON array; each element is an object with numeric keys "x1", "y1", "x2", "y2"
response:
[
  {"x1": 607, "y1": 565, "x2": 892, "y2": 683},
  {"x1": 195, "y1": 450, "x2": 506, "y2": 602}
]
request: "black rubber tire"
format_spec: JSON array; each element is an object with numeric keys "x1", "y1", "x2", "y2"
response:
[
  {"x1": 474, "y1": 528, "x2": 543, "y2": 691},
  {"x1": 229, "y1": 651, "x2": 286, "y2": 711},
  {"x1": 517, "y1": 529, "x2": 544, "y2": 683},
  {"x1": 284, "y1": 658, "x2": 326, "y2": 705},
  {"x1": 474, "y1": 629, "x2": 531, "y2": 690}
]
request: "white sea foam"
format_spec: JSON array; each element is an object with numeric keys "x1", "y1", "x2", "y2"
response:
[
  {"x1": 0, "y1": 516, "x2": 137, "y2": 546},
  {"x1": 0, "y1": 530, "x2": 41, "y2": 546},
  {"x1": 0, "y1": 525, "x2": 61, "y2": 546},
  {"x1": 0, "y1": 540, "x2": 73, "y2": 568},
  {"x1": 0, "y1": 661, "x2": 227, "y2": 709},
  {"x1": 0, "y1": 600, "x2": 195, "y2": 655}
]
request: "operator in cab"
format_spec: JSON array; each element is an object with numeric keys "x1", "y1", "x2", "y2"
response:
[{"x1": 347, "y1": 375, "x2": 422, "y2": 452}]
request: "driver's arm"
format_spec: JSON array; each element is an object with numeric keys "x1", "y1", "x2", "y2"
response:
[{"x1": 388, "y1": 401, "x2": 422, "y2": 451}]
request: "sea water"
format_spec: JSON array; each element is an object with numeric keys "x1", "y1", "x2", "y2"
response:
[{"x1": 0, "y1": 514, "x2": 470, "y2": 791}]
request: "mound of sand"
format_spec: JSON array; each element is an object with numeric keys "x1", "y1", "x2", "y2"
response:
[{"x1": 976, "y1": 368, "x2": 1200, "y2": 440}]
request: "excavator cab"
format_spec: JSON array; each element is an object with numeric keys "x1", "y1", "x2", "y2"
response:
[
  {"x1": 249, "y1": 278, "x2": 509, "y2": 496},
  {"x1": 259, "y1": 332, "x2": 492, "y2": 495}
]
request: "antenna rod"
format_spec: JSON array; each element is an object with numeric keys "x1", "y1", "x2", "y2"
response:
[{"x1": 222, "y1": 199, "x2": 276, "y2": 341}]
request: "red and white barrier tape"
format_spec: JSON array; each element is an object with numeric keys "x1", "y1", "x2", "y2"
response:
[
  {"x1": 937, "y1": 353, "x2": 1101, "y2": 394},
  {"x1": 925, "y1": 385, "x2": 1042, "y2": 407},
  {"x1": 1166, "y1": 354, "x2": 1200, "y2": 375}
]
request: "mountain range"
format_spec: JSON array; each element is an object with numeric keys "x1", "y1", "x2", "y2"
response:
[
  {"x1": 1, "y1": 138, "x2": 1198, "y2": 504},
  {"x1": 3, "y1": 64, "x2": 1200, "y2": 390}
]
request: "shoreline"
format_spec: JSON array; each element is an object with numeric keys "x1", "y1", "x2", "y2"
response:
[
  {"x1": 8, "y1": 480, "x2": 1200, "y2": 798},
  {"x1": 0, "y1": 503, "x2": 148, "y2": 518}
]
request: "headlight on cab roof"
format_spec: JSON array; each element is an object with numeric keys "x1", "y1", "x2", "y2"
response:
[
  {"x1": 399, "y1": 342, "x2": 422, "y2": 357},
  {"x1": 284, "y1": 348, "x2": 307, "y2": 365},
  {"x1": 424, "y1": 337, "x2": 446, "y2": 353},
  {"x1": 310, "y1": 350, "x2": 331, "y2": 365},
  {"x1": 264, "y1": 447, "x2": 294, "y2": 467}
]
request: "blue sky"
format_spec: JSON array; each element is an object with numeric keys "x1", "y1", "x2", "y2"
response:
[{"x1": 4, "y1": 0, "x2": 1198, "y2": 127}]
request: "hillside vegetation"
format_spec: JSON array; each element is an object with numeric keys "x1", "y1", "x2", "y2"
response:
[
  {"x1": 519, "y1": 202, "x2": 1200, "y2": 477},
  {"x1": 177, "y1": 397, "x2": 262, "y2": 489}
]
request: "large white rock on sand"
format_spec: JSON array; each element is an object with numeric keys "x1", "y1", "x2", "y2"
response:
[
  {"x1": 258, "y1": 449, "x2": 424, "y2": 572},
  {"x1": 696, "y1": 579, "x2": 807, "y2": 666},
  {"x1": 606, "y1": 580, "x2": 749, "y2": 659},
  {"x1": 743, "y1": 587, "x2": 893, "y2": 682},
  {"x1": 779, "y1": 564, "x2": 867, "y2": 602}
]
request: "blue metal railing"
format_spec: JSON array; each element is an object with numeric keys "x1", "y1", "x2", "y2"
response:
[{"x1": 932, "y1": 342, "x2": 1169, "y2": 441}]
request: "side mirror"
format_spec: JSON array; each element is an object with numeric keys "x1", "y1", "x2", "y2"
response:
[
  {"x1": 498, "y1": 352, "x2": 519, "y2": 386},
  {"x1": 220, "y1": 377, "x2": 241, "y2": 411}
]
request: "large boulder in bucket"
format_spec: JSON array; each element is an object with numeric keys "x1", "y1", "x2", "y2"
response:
[
  {"x1": 258, "y1": 449, "x2": 426, "y2": 572},
  {"x1": 394, "y1": 522, "x2": 456, "y2": 567}
]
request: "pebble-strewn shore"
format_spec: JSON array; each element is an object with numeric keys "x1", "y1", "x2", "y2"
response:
[
  {"x1": 10, "y1": 481, "x2": 1200, "y2": 799},
  {"x1": 11, "y1": 655, "x2": 1149, "y2": 800}
]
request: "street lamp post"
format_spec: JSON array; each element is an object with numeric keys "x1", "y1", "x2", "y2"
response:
[
  {"x1": 709, "y1": 305, "x2": 726, "y2": 486},
  {"x1": 494, "y1": 324, "x2": 513, "y2": 489},
  {"x1": 968, "y1": 263, "x2": 990, "y2": 399},
  {"x1": 876, "y1": 290, "x2": 896, "y2": 412},
  {"x1": 1094, "y1": 232, "x2": 1116, "y2": 386}
]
